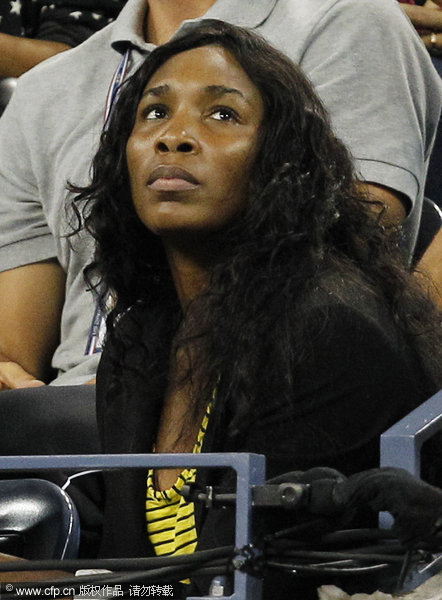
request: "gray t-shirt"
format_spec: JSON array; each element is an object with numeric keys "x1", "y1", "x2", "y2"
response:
[{"x1": 0, "y1": 0, "x2": 440, "y2": 385}]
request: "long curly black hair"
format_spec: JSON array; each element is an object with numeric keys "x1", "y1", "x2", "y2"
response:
[{"x1": 71, "y1": 21, "x2": 442, "y2": 440}]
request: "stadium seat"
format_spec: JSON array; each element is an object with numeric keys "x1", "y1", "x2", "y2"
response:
[{"x1": 0, "y1": 478, "x2": 79, "y2": 559}]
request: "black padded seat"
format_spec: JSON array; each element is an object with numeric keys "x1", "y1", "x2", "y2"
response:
[{"x1": 0, "y1": 478, "x2": 79, "y2": 559}]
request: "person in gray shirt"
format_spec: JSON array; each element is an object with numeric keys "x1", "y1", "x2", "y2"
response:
[{"x1": 0, "y1": 0, "x2": 440, "y2": 394}]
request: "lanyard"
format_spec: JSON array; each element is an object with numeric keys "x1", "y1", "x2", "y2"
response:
[
  {"x1": 85, "y1": 48, "x2": 132, "y2": 356},
  {"x1": 104, "y1": 48, "x2": 131, "y2": 129}
]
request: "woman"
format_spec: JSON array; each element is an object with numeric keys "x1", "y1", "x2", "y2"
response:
[{"x1": 72, "y1": 21, "x2": 442, "y2": 597}]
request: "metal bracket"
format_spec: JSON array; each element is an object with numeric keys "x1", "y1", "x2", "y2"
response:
[
  {"x1": 183, "y1": 482, "x2": 307, "y2": 510},
  {"x1": 399, "y1": 552, "x2": 442, "y2": 593},
  {"x1": 0, "y1": 452, "x2": 266, "y2": 600},
  {"x1": 379, "y1": 389, "x2": 442, "y2": 528}
]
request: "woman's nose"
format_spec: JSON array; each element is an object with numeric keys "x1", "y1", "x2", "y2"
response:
[{"x1": 155, "y1": 129, "x2": 200, "y2": 154}]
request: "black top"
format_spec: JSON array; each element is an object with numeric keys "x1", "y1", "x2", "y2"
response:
[
  {"x1": 0, "y1": 0, "x2": 126, "y2": 47},
  {"x1": 96, "y1": 276, "x2": 434, "y2": 598}
]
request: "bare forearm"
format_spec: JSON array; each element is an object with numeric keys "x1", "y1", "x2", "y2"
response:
[
  {"x1": 357, "y1": 183, "x2": 442, "y2": 307},
  {"x1": 0, "y1": 33, "x2": 70, "y2": 78},
  {"x1": 400, "y1": 2, "x2": 442, "y2": 53},
  {"x1": 401, "y1": 3, "x2": 442, "y2": 31},
  {"x1": 415, "y1": 228, "x2": 442, "y2": 310},
  {"x1": 0, "y1": 260, "x2": 65, "y2": 384},
  {"x1": 357, "y1": 182, "x2": 407, "y2": 226}
]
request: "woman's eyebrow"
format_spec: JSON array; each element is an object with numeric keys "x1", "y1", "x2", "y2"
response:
[
  {"x1": 141, "y1": 84, "x2": 170, "y2": 99},
  {"x1": 140, "y1": 83, "x2": 249, "y2": 102},
  {"x1": 205, "y1": 85, "x2": 246, "y2": 100}
]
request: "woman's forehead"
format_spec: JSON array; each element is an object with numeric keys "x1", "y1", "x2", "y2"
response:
[{"x1": 142, "y1": 46, "x2": 262, "y2": 102}]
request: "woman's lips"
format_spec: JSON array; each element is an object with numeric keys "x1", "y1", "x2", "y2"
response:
[
  {"x1": 150, "y1": 178, "x2": 198, "y2": 192},
  {"x1": 147, "y1": 165, "x2": 199, "y2": 192}
]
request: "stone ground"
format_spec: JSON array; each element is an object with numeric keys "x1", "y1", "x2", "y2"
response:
[{"x1": 317, "y1": 572, "x2": 442, "y2": 600}]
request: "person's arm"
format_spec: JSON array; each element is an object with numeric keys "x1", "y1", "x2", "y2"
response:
[
  {"x1": 360, "y1": 185, "x2": 442, "y2": 311},
  {"x1": 298, "y1": 0, "x2": 442, "y2": 255},
  {"x1": 0, "y1": 33, "x2": 70, "y2": 78},
  {"x1": 400, "y1": 0, "x2": 442, "y2": 55},
  {"x1": 362, "y1": 182, "x2": 442, "y2": 310},
  {"x1": 415, "y1": 227, "x2": 442, "y2": 309},
  {"x1": 0, "y1": 260, "x2": 65, "y2": 389},
  {"x1": 359, "y1": 182, "x2": 407, "y2": 225},
  {"x1": 0, "y1": 0, "x2": 127, "y2": 78}
]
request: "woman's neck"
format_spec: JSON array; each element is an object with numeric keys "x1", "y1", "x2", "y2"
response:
[
  {"x1": 164, "y1": 243, "x2": 213, "y2": 310},
  {"x1": 145, "y1": 0, "x2": 218, "y2": 45}
]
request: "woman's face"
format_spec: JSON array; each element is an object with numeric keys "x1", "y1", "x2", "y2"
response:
[{"x1": 126, "y1": 45, "x2": 264, "y2": 239}]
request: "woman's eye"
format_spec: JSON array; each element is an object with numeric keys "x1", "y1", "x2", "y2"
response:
[
  {"x1": 210, "y1": 107, "x2": 238, "y2": 122},
  {"x1": 142, "y1": 106, "x2": 168, "y2": 121}
]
